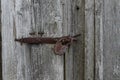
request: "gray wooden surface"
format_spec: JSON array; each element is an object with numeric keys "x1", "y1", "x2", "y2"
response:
[
  {"x1": 85, "y1": 0, "x2": 95, "y2": 80},
  {"x1": 65, "y1": 0, "x2": 85, "y2": 80},
  {"x1": 103, "y1": 0, "x2": 120, "y2": 79},
  {"x1": 95, "y1": 0, "x2": 104, "y2": 80},
  {"x1": 0, "y1": 0, "x2": 2, "y2": 79},
  {"x1": 2, "y1": 0, "x2": 64, "y2": 80},
  {"x1": 95, "y1": 0, "x2": 120, "y2": 80},
  {"x1": 1, "y1": 0, "x2": 84, "y2": 80},
  {"x1": 2, "y1": 0, "x2": 120, "y2": 80}
]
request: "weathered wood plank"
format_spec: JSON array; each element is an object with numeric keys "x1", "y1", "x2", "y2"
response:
[
  {"x1": 71, "y1": 0, "x2": 85, "y2": 80},
  {"x1": 94, "y1": 0, "x2": 104, "y2": 80},
  {"x1": 2, "y1": 0, "x2": 18, "y2": 79},
  {"x1": 64, "y1": 0, "x2": 73, "y2": 80},
  {"x1": 84, "y1": 0, "x2": 95, "y2": 80},
  {"x1": 2, "y1": 0, "x2": 64, "y2": 80},
  {"x1": 103, "y1": 0, "x2": 120, "y2": 79},
  {"x1": 65, "y1": 0, "x2": 85, "y2": 80},
  {"x1": 95, "y1": 0, "x2": 120, "y2": 80},
  {"x1": 0, "y1": 0, "x2": 2, "y2": 80}
]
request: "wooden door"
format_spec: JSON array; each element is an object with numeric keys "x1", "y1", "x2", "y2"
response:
[
  {"x1": 2, "y1": 0, "x2": 120, "y2": 80},
  {"x1": 1, "y1": 0, "x2": 85, "y2": 80}
]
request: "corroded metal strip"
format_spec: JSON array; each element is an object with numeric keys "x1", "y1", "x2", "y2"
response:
[{"x1": 15, "y1": 34, "x2": 80, "y2": 44}]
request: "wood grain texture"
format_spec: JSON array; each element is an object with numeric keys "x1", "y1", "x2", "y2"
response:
[
  {"x1": 0, "y1": 0, "x2": 2, "y2": 80},
  {"x1": 1, "y1": 0, "x2": 64, "y2": 80},
  {"x1": 95, "y1": 0, "x2": 120, "y2": 80},
  {"x1": 84, "y1": 0, "x2": 95, "y2": 80},
  {"x1": 94, "y1": 0, "x2": 104, "y2": 80},
  {"x1": 71, "y1": 0, "x2": 85, "y2": 80},
  {"x1": 103, "y1": 0, "x2": 120, "y2": 80},
  {"x1": 65, "y1": 0, "x2": 85, "y2": 80}
]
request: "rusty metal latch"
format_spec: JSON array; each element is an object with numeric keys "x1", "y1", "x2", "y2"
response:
[{"x1": 15, "y1": 34, "x2": 80, "y2": 55}]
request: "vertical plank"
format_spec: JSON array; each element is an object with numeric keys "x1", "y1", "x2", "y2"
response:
[
  {"x1": 65, "y1": 0, "x2": 85, "y2": 80},
  {"x1": 103, "y1": 0, "x2": 120, "y2": 79},
  {"x1": 2, "y1": 0, "x2": 18, "y2": 79},
  {"x1": 64, "y1": 0, "x2": 73, "y2": 80},
  {"x1": 0, "y1": 0, "x2": 2, "y2": 79},
  {"x1": 1, "y1": 0, "x2": 64, "y2": 80},
  {"x1": 94, "y1": 0, "x2": 104, "y2": 80},
  {"x1": 84, "y1": 0, "x2": 95, "y2": 80},
  {"x1": 95, "y1": 0, "x2": 120, "y2": 80},
  {"x1": 72, "y1": 0, "x2": 85, "y2": 80}
]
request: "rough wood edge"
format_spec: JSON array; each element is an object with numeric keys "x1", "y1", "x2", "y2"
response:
[
  {"x1": 94, "y1": 0, "x2": 104, "y2": 80},
  {"x1": 84, "y1": 0, "x2": 95, "y2": 80}
]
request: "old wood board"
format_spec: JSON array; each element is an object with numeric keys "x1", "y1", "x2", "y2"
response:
[{"x1": 1, "y1": 0, "x2": 84, "y2": 80}]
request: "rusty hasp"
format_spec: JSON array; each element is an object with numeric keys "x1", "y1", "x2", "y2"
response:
[
  {"x1": 15, "y1": 37, "x2": 59, "y2": 44},
  {"x1": 15, "y1": 34, "x2": 80, "y2": 44},
  {"x1": 15, "y1": 33, "x2": 81, "y2": 55}
]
